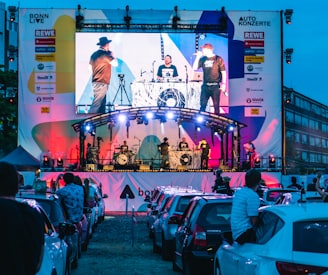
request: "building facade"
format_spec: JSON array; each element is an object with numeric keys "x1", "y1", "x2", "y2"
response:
[{"x1": 283, "y1": 86, "x2": 328, "y2": 174}]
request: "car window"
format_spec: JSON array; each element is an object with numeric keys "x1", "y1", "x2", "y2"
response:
[
  {"x1": 175, "y1": 196, "x2": 194, "y2": 213},
  {"x1": 198, "y1": 203, "x2": 232, "y2": 226},
  {"x1": 256, "y1": 211, "x2": 284, "y2": 244},
  {"x1": 293, "y1": 220, "x2": 328, "y2": 253}
]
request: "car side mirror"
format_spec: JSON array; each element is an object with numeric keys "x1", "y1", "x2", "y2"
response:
[{"x1": 58, "y1": 222, "x2": 76, "y2": 239}]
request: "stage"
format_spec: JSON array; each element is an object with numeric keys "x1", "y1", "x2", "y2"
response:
[{"x1": 26, "y1": 170, "x2": 283, "y2": 213}]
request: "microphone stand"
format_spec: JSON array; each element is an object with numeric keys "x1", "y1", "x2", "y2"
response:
[
  {"x1": 134, "y1": 136, "x2": 142, "y2": 163},
  {"x1": 151, "y1": 61, "x2": 156, "y2": 82}
]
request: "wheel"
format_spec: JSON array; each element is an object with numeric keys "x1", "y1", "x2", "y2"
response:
[
  {"x1": 152, "y1": 234, "x2": 161, "y2": 253},
  {"x1": 214, "y1": 259, "x2": 222, "y2": 275},
  {"x1": 172, "y1": 254, "x2": 181, "y2": 272},
  {"x1": 161, "y1": 234, "x2": 172, "y2": 260}
]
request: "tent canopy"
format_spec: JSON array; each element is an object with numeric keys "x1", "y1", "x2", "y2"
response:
[{"x1": 0, "y1": 145, "x2": 40, "y2": 171}]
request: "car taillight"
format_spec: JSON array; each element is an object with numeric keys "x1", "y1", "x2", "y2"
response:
[
  {"x1": 168, "y1": 214, "x2": 182, "y2": 224},
  {"x1": 193, "y1": 224, "x2": 207, "y2": 247},
  {"x1": 276, "y1": 261, "x2": 328, "y2": 275}
]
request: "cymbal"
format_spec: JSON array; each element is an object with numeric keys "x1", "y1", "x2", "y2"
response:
[
  {"x1": 132, "y1": 144, "x2": 139, "y2": 146},
  {"x1": 115, "y1": 147, "x2": 121, "y2": 149}
]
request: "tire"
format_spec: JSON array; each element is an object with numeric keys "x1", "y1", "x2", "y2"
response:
[
  {"x1": 172, "y1": 255, "x2": 181, "y2": 272},
  {"x1": 214, "y1": 259, "x2": 222, "y2": 275},
  {"x1": 152, "y1": 234, "x2": 161, "y2": 253},
  {"x1": 161, "y1": 235, "x2": 172, "y2": 260}
]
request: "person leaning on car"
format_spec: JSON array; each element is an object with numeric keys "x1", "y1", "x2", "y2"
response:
[
  {"x1": 315, "y1": 171, "x2": 328, "y2": 202},
  {"x1": 231, "y1": 168, "x2": 261, "y2": 244},
  {"x1": 0, "y1": 161, "x2": 45, "y2": 275},
  {"x1": 56, "y1": 172, "x2": 84, "y2": 223}
]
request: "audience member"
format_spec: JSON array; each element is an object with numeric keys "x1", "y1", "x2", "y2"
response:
[
  {"x1": 56, "y1": 172, "x2": 84, "y2": 223},
  {"x1": 0, "y1": 161, "x2": 44, "y2": 274},
  {"x1": 231, "y1": 169, "x2": 261, "y2": 244},
  {"x1": 315, "y1": 171, "x2": 328, "y2": 202},
  {"x1": 287, "y1": 176, "x2": 303, "y2": 190}
]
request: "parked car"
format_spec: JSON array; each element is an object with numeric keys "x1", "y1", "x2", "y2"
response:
[
  {"x1": 173, "y1": 195, "x2": 233, "y2": 275},
  {"x1": 214, "y1": 203, "x2": 328, "y2": 275},
  {"x1": 17, "y1": 191, "x2": 81, "y2": 269},
  {"x1": 152, "y1": 190, "x2": 207, "y2": 260},
  {"x1": 18, "y1": 198, "x2": 73, "y2": 275},
  {"x1": 147, "y1": 186, "x2": 190, "y2": 238},
  {"x1": 89, "y1": 182, "x2": 108, "y2": 223},
  {"x1": 261, "y1": 188, "x2": 301, "y2": 205}
]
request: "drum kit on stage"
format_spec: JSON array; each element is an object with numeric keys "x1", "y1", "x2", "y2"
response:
[{"x1": 113, "y1": 148, "x2": 137, "y2": 166}]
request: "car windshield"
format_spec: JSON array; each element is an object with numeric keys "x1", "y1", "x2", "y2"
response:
[{"x1": 293, "y1": 220, "x2": 328, "y2": 253}]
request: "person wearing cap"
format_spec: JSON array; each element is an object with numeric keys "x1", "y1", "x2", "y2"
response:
[
  {"x1": 89, "y1": 36, "x2": 118, "y2": 113},
  {"x1": 159, "y1": 137, "x2": 170, "y2": 169},
  {"x1": 157, "y1": 54, "x2": 179, "y2": 81},
  {"x1": 192, "y1": 43, "x2": 227, "y2": 115},
  {"x1": 231, "y1": 169, "x2": 261, "y2": 244}
]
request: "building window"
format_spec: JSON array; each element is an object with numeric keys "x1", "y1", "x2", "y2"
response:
[
  {"x1": 286, "y1": 111, "x2": 294, "y2": 123},
  {"x1": 301, "y1": 134, "x2": 308, "y2": 145}
]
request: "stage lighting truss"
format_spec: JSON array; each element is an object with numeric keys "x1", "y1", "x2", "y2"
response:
[{"x1": 73, "y1": 107, "x2": 247, "y2": 139}]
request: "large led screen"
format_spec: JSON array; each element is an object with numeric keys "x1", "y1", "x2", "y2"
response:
[{"x1": 75, "y1": 32, "x2": 229, "y2": 114}]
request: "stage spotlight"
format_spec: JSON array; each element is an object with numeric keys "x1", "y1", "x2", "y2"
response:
[
  {"x1": 196, "y1": 126, "x2": 201, "y2": 132},
  {"x1": 284, "y1": 9, "x2": 293, "y2": 25},
  {"x1": 118, "y1": 113, "x2": 127, "y2": 123},
  {"x1": 254, "y1": 156, "x2": 261, "y2": 168},
  {"x1": 143, "y1": 118, "x2": 149, "y2": 126},
  {"x1": 8, "y1": 6, "x2": 17, "y2": 22},
  {"x1": 146, "y1": 111, "x2": 154, "y2": 119},
  {"x1": 269, "y1": 154, "x2": 276, "y2": 169},
  {"x1": 227, "y1": 124, "x2": 234, "y2": 132},
  {"x1": 284, "y1": 48, "x2": 293, "y2": 64},
  {"x1": 85, "y1": 124, "x2": 92, "y2": 132},
  {"x1": 57, "y1": 157, "x2": 64, "y2": 168},
  {"x1": 160, "y1": 117, "x2": 166, "y2": 124},
  {"x1": 166, "y1": 111, "x2": 174, "y2": 120},
  {"x1": 196, "y1": 115, "x2": 204, "y2": 123},
  {"x1": 43, "y1": 155, "x2": 50, "y2": 167}
]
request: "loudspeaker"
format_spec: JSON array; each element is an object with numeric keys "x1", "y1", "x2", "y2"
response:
[
  {"x1": 177, "y1": 165, "x2": 188, "y2": 171},
  {"x1": 139, "y1": 164, "x2": 150, "y2": 171},
  {"x1": 103, "y1": 165, "x2": 114, "y2": 171},
  {"x1": 86, "y1": 164, "x2": 97, "y2": 171}
]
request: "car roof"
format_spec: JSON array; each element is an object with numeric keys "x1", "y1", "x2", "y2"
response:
[{"x1": 261, "y1": 203, "x2": 328, "y2": 221}]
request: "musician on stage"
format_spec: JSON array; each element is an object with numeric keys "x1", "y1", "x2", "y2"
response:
[
  {"x1": 178, "y1": 137, "x2": 189, "y2": 151},
  {"x1": 243, "y1": 140, "x2": 256, "y2": 168},
  {"x1": 159, "y1": 137, "x2": 170, "y2": 170},
  {"x1": 157, "y1": 55, "x2": 179, "y2": 81},
  {"x1": 198, "y1": 138, "x2": 211, "y2": 169},
  {"x1": 120, "y1": 140, "x2": 129, "y2": 154}
]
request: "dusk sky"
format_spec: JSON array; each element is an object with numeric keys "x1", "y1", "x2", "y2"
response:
[{"x1": 3, "y1": 0, "x2": 328, "y2": 105}]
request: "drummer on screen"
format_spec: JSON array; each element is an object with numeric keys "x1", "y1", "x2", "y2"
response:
[
  {"x1": 178, "y1": 137, "x2": 189, "y2": 151},
  {"x1": 157, "y1": 54, "x2": 179, "y2": 81}
]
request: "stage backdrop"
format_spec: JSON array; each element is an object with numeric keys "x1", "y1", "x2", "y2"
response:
[{"x1": 18, "y1": 9, "x2": 282, "y2": 168}]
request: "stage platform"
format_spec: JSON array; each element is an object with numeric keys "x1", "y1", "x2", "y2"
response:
[{"x1": 28, "y1": 170, "x2": 282, "y2": 213}]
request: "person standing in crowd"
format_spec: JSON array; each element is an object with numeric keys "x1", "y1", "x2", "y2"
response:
[
  {"x1": 89, "y1": 36, "x2": 118, "y2": 113},
  {"x1": 159, "y1": 137, "x2": 170, "y2": 170},
  {"x1": 0, "y1": 161, "x2": 44, "y2": 275},
  {"x1": 315, "y1": 171, "x2": 328, "y2": 202},
  {"x1": 287, "y1": 176, "x2": 303, "y2": 190},
  {"x1": 56, "y1": 172, "x2": 84, "y2": 223},
  {"x1": 198, "y1": 138, "x2": 211, "y2": 169},
  {"x1": 231, "y1": 169, "x2": 261, "y2": 244},
  {"x1": 178, "y1": 137, "x2": 189, "y2": 151},
  {"x1": 192, "y1": 43, "x2": 227, "y2": 115},
  {"x1": 157, "y1": 54, "x2": 179, "y2": 81}
]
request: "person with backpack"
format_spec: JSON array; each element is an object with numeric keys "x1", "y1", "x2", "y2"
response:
[{"x1": 193, "y1": 43, "x2": 227, "y2": 115}]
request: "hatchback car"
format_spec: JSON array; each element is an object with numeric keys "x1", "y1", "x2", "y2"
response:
[
  {"x1": 17, "y1": 191, "x2": 81, "y2": 270},
  {"x1": 173, "y1": 195, "x2": 233, "y2": 275},
  {"x1": 18, "y1": 198, "x2": 72, "y2": 275},
  {"x1": 152, "y1": 190, "x2": 206, "y2": 260},
  {"x1": 214, "y1": 203, "x2": 328, "y2": 275}
]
